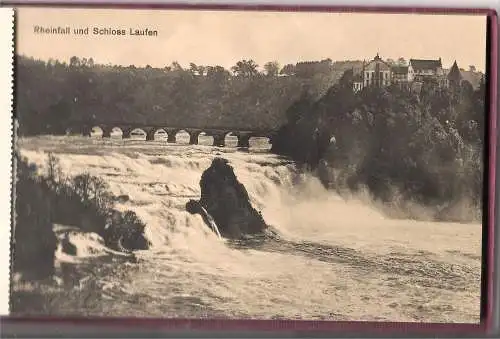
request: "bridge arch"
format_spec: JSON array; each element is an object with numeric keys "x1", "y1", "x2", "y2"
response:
[
  {"x1": 89, "y1": 125, "x2": 123, "y2": 138},
  {"x1": 90, "y1": 126, "x2": 103, "y2": 137},
  {"x1": 105, "y1": 127, "x2": 124, "y2": 138},
  {"x1": 128, "y1": 128, "x2": 147, "y2": 140},
  {"x1": 224, "y1": 132, "x2": 238, "y2": 148},
  {"x1": 112, "y1": 127, "x2": 123, "y2": 136},
  {"x1": 248, "y1": 136, "x2": 272, "y2": 151},
  {"x1": 175, "y1": 129, "x2": 191, "y2": 145},
  {"x1": 197, "y1": 132, "x2": 214, "y2": 146},
  {"x1": 153, "y1": 128, "x2": 167, "y2": 140}
]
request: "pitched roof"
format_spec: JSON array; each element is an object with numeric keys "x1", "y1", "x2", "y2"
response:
[
  {"x1": 391, "y1": 66, "x2": 408, "y2": 74},
  {"x1": 409, "y1": 58, "x2": 442, "y2": 71},
  {"x1": 447, "y1": 61, "x2": 463, "y2": 82},
  {"x1": 364, "y1": 54, "x2": 391, "y2": 71}
]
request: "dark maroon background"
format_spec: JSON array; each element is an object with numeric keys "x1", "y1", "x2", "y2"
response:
[{"x1": 2, "y1": 4, "x2": 498, "y2": 337}]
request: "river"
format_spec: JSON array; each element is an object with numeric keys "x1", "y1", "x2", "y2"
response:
[{"x1": 16, "y1": 131, "x2": 482, "y2": 323}]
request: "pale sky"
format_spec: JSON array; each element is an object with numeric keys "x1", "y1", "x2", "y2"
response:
[{"x1": 17, "y1": 8, "x2": 488, "y2": 71}]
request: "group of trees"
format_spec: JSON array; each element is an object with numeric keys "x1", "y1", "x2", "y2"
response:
[
  {"x1": 385, "y1": 57, "x2": 408, "y2": 66},
  {"x1": 13, "y1": 153, "x2": 150, "y2": 281},
  {"x1": 16, "y1": 55, "x2": 350, "y2": 136},
  {"x1": 272, "y1": 71, "x2": 486, "y2": 220}
]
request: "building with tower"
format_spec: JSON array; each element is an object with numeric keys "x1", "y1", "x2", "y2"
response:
[
  {"x1": 349, "y1": 54, "x2": 482, "y2": 92},
  {"x1": 447, "y1": 60, "x2": 464, "y2": 88},
  {"x1": 362, "y1": 53, "x2": 392, "y2": 88}
]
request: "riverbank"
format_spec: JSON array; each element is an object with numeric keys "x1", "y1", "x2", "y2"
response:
[{"x1": 11, "y1": 224, "x2": 138, "y2": 316}]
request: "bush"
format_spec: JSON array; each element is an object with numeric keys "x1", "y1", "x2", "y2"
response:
[
  {"x1": 14, "y1": 153, "x2": 150, "y2": 257},
  {"x1": 103, "y1": 210, "x2": 149, "y2": 251}
]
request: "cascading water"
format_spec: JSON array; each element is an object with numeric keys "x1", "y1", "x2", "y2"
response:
[
  {"x1": 198, "y1": 206, "x2": 222, "y2": 239},
  {"x1": 17, "y1": 134, "x2": 482, "y2": 322}
]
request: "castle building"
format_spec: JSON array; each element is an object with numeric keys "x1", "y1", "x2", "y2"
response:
[
  {"x1": 350, "y1": 54, "x2": 481, "y2": 92},
  {"x1": 362, "y1": 53, "x2": 392, "y2": 88},
  {"x1": 408, "y1": 58, "x2": 444, "y2": 83},
  {"x1": 446, "y1": 60, "x2": 464, "y2": 88},
  {"x1": 391, "y1": 65, "x2": 410, "y2": 88}
]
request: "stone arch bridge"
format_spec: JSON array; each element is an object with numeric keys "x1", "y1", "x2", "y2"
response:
[{"x1": 68, "y1": 122, "x2": 277, "y2": 148}]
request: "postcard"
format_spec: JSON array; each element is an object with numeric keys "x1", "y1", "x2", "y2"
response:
[{"x1": 5, "y1": 7, "x2": 491, "y2": 325}]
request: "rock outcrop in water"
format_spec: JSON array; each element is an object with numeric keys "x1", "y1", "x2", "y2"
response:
[{"x1": 187, "y1": 158, "x2": 268, "y2": 239}]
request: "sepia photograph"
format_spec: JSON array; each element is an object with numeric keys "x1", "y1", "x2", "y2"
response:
[{"x1": 10, "y1": 8, "x2": 488, "y2": 323}]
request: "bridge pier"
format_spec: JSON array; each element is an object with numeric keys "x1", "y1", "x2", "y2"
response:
[
  {"x1": 212, "y1": 133, "x2": 226, "y2": 147},
  {"x1": 121, "y1": 127, "x2": 132, "y2": 139},
  {"x1": 102, "y1": 126, "x2": 112, "y2": 138},
  {"x1": 236, "y1": 134, "x2": 251, "y2": 148},
  {"x1": 65, "y1": 128, "x2": 77, "y2": 136},
  {"x1": 145, "y1": 128, "x2": 156, "y2": 141},
  {"x1": 81, "y1": 126, "x2": 92, "y2": 137},
  {"x1": 187, "y1": 131, "x2": 201, "y2": 145},
  {"x1": 165, "y1": 129, "x2": 179, "y2": 143}
]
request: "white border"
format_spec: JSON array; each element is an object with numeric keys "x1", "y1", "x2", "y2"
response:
[{"x1": 0, "y1": 7, "x2": 14, "y2": 316}]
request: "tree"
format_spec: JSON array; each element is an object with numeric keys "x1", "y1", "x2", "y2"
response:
[
  {"x1": 189, "y1": 63, "x2": 207, "y2": 76},
  {"x1": 170, "y1": 61, "x2": 183, "y2": 71},
  {"x1": 280, "y1": 64, "x2": 296, "y2": 76},
  {"x1": 189, "y1": 63, "x2": 198, "y2": 75},
  {"x1": 264, "y1": 61, "x2": 280, "y2": 76},
  {"x1": 206, "y1": 65, "x2": 231, "y2": 82},
  {"x1": 197, "y1": 65, "x2": 207, "y2": 76},
  {"x1": 69, "y1": 56, "x2": 80, "y2": 68},
  {"x1": 397, "y1": 57, "x2": 407, "y2": 66},
  {"x1": 231, "y1": 59, "x2": 259, "y2": 77}
]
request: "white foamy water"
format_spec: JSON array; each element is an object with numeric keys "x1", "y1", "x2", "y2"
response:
[{"x1": 18, "y1": 135, "x2": 482, "y2": 322}]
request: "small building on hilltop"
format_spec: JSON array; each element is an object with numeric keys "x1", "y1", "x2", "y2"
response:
[
  {"x1": 408, "y1": 58, "x2": 444, "y2": 83},
  {"x1": 444, "y1": 61, "x2": 484, "y2": 90},
  {"x1": 445, "y1": 60, "x2": 484, "y2": 90},
  {"x1": 362, "y1": 53, "x2": 392, "y2": 88},
  {"x1": 446, "y1": 60, "x2": 463, "y2": 88},
  {"x1": 391, "y1": 65, "x2": 409, "y2": 88},
  {"x1": 348, "y1": 54, "x2": 483, "y2": 93}
]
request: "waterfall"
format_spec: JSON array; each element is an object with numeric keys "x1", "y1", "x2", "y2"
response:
[{"x1": 199, "y1": 206, "x2": 222, "y2": 239}]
